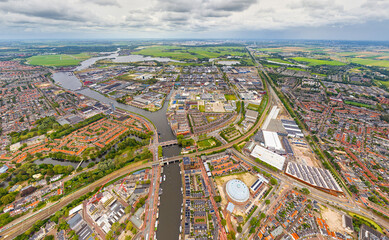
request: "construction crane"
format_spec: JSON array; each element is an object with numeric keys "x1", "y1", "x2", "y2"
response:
[
  {"x1": 87, "y1": 178, "x2": 110, "y2": 205},
  {"x1": 117, "y1": 171, "x2": 132, "y2": 193}
]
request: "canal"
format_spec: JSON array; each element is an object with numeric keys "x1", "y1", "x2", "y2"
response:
[{"x1": 157, "y1": 162, "x2": 182, "y2": 240}]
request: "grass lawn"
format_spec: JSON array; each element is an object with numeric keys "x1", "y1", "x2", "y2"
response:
[
  {"x1": 27, "y1": 53, "x2": 90, "y2": 66},
  {"x1": 199, "y1": 105, "x2": 205, "y2": 112},
  {"x1": 197, "y1": 138, "x2": 217, "y2": 149},
  {"x1": 292, "y1": 57, "x2": 346, "y2": 66},
  {"x1": 224, "y1": 94, "x2": 237, "y2": 100},
  {"x1": 344, "y1": 100, "x2": 375, "y2": 109},
  {"x1": 247, "y1": 103, "x2": 259, "y2": 111}
]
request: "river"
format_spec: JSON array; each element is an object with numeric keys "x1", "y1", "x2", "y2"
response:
[
  {"x1": 156, "y1": 163, "x2": 182, "y2": 240},
  {"x1": 51, "y1": 51, "x2": 177, "y2": 143}
]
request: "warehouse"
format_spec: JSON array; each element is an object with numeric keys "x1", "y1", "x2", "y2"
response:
[
  {"x1": 281, "y1": 119, "x2": 304, "y2": 138},
  {"x1": 250, "y1": 144, "x2": 286, "y2": 170},
  {"x1": 262, "y1": 130, "x2": 284, "y2": 153}
]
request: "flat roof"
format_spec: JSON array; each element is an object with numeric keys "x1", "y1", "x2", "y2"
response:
[
  {"x1": 263, "y1": 130, "x2": 284, "y2": 151},
  {"x1": 250, "y1": 144, "x2": 286, "y2": 170}
]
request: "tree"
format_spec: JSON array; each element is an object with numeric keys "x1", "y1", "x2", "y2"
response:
[
  {"x1": 237, "y1": 225, "x2": 242, "y2": 233},
  {"x1": 265, "y1": 199, "x2": 270, "y2": 205},
  {"x1": 111, "y1": 222, "x2": 120, "y2": 233},
  {"x1": 44, "y1": 235, "x2": 54, "y2": 240},
  {"x1": 270, "y1": 178, "x2": 278, "y2": 185},
  {"x1": 106, "y1": 230, "x2": 114, "y2": 240},
  {"x1": 301, "y1": 188, "x2": 310, "y2": 195},
  {"x1": 221, "y1": 219, "x2": 226, "y2": 226},
  {"x1": 1, "y1": 194, "x2": 15, "y2": 205},
  {"x1": 349, "y1": 185, "x2": 359, "y2": 194}
]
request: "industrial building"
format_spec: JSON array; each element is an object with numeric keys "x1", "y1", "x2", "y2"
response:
[
  {"x1": 249, "y1": 144, "x2": 286, "y2": 170},
  {"x1": 281, "y1": 119, "x2": 304, "y2": 138},
  {"x1": 285, "y1": 162, "x2": 343, "y2": 196}
]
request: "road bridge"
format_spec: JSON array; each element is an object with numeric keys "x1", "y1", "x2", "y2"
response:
[{"x1": 159, "y1": 139, "x2": 178, "y2": 147}]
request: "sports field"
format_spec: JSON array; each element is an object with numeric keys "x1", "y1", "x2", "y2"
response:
[
  {"x1": 132, "y1": 46, "x2": 249, "y2": 61},
  {"x1": 27, "y1": 53, "x2": 91, "y2": 66},
  {"x1": 292, "y1": 57, "x2": 346, "y2": 66}
]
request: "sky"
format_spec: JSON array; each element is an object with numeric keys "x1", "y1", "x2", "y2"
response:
[{"x1": 0, "y1": 0, "x2": 388, "y2": 40}]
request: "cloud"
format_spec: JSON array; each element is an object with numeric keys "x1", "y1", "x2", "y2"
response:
[
  {"x1": 86, "y1": 0, "x2": 120, "y2": 6},
  {"x1": 0, "y1": 0, "x2": 387, "y2": 39}
]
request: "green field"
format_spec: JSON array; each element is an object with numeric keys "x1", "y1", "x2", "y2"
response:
[
  {"x1": 247, "y1": 103, "x2": 260, "y2": 111},
  {"x1": 266, "y1": 58, "x2": 293, "y2": 64},
  {"x1": 257, "y1": 48, "x2": 283, "y2": 53},
  {"x1": 286, "y1": 67, "x2": 307, "y2": 71},
  {"x1": 197, "y1": 137, "x2": 221, "y2": 150},
  {"x1": 28, "y1": 53, "x2": 90, "y2": 66},
  {"x1": 292, "y1": 57, "x2": 346, "y2": 66},
  {"x1": 132, "y1": 46, "x2": 249, "y2": 61},
  {"x1": 349, "y1": 58, "x2": 389, "y2": 68},
  {"x1": 376, "y1": 80, "x2": 389, "y2": 87},
  {"x1": 263, "y1": 63, "x2": 282, "y2": 68},
  {"x1": 197, "y1": 138, "x2": 217, "y2": 149},
  {"x1": 344, "y1": 100, "x2": 375, "y2": 109},
  {"x1": 224, "y1": 94, "x2": 237, "y2": 100}
]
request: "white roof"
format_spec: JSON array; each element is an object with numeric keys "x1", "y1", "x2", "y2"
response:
[
  {"x1": 226, "y1": 179, "x2": 250, "y2": 203},
  {"x1": 263, "y1": 131, "x2": 284, "y2": 151},
  {"x1": 69, "y1": 204, "x2": 83, "y2": 216},
  {"x1": 250, "y1": 144, "x2": 286, "y2": 170}
]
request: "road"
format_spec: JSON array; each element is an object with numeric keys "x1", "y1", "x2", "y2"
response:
[{"x1": 1, "y1": 161, "x2": 151, "y2": 240}]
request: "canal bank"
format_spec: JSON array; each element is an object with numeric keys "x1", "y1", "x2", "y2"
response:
[{"x1": 156, "y1": 162, "x2": 183, "y2": 240}]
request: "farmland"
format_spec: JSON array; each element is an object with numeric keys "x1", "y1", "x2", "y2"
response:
[
  {"x1": 349, "y1": 58, "x2": 389, "y2": 68},
  {"x1": 132, "y1": 46, "x2": 249, "y2": 61},
  {"x1": 292, "y1": 57, "x2": 346, "y2": 66},
  {"x1": 27, "y1": 53, "x2": 90, "y2": 66},
  {"x1": 266, "y1": 58, "x2": 294, "y2": 64}
]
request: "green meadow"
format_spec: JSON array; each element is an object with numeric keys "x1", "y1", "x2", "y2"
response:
[
  {"x1": 349, "y1": 58, "x2": 389, "y2": 68},
  {"x1": 292, "y1": 57, "x2": 346, "y2": 66},
  {"x1": 28, "y1": 53, "x2": 90, "y2": 66},
  {"x1": 132, "y1": 46, "x2": 249, "y2": 61}
]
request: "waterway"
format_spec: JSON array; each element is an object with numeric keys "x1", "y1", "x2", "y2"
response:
[
  {"x1": 156, "y1": 163, "x2": 182, "y2": 240},
  {"x1": 51, "y1": 52, "x2": 178, "y2": 143}
]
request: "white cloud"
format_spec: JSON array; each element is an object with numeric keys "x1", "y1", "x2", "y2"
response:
[{"x1": 0, "y1": 0, "x2": 387, "y2": 37}]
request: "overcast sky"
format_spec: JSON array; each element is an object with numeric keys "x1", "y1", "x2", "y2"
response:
[{"x1": 0, "y1": 0, "x2": 388, "y2": 40}]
